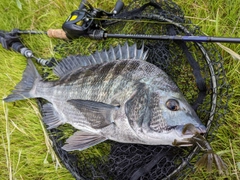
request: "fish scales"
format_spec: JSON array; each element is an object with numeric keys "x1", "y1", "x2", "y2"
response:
[
  {"x1": 44, "y1": 60, "x2": 151, "y2": 103},
  {"x1": 43, "y1": 60, "x2": 167, "y2": 134},
  {"x1": 4, "y1": 43, "x2": 206, "y2": 151},
  {"x1": 36, "y1": 61, "x2": 144, "y2": 130}
]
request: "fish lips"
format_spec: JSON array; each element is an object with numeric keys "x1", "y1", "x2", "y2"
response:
[
  {"x1": 173, "y1": 124, "x2": 207, "y2": 137},
  {"x1": 170, "y1": 124, "x2": 207, "y2": 146}
]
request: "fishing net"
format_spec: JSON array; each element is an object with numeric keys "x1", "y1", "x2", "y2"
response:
[{"x1": 37, "y1": 0, "x2": 230, "y2": 179}]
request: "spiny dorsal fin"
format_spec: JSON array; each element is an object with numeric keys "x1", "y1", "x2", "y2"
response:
[{"x1": 53, "y1": 42, "x2": 148, "y2": 78}]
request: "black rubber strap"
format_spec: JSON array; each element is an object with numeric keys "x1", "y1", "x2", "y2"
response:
[
  {"x1": 178, "y1": 41, "x2": 207, "y2": 110},
  {"x1": 167, "y1": 25, "x2": 207, "y2": 110},
  {"x1": 130, "y1": 150, "x2": 168, "y2": 180}
]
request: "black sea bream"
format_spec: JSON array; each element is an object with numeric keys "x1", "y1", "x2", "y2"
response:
[{"x1": 4, "y1": 43, "x2": 206, "y2": 151}]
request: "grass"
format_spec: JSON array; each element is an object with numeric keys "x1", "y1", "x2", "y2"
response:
[{"x1": 0, "y1": 0, "x2": 239, "y2": 179}]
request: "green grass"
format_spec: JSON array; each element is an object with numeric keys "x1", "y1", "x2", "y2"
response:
[{"x1": 0, "y1": 0, "x2": 239, "y2": 179}]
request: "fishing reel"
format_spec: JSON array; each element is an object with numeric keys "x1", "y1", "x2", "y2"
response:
[{"x1": 62, "y1": 0, "x2": 124, "y2": 39}]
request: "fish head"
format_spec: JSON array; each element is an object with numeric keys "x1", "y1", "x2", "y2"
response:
[{"x1": 139, "y1": 91, "x2": 206, "y2": 146}]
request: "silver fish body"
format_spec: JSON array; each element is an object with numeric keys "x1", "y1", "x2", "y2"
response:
[{"x1": 4, "y1": 43, "x2": 206, "y2": 151}]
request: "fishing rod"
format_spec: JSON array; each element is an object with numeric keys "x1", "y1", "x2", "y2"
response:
[
  {"x1": 1, "y1": 0, "x2": 240, "y2": 67},
  {"x1": 2, "y1": 0, "x2": 240, "y2": 43},
  {"x1": 4, "y1": 28, "x2": 240, "y2": 43}
]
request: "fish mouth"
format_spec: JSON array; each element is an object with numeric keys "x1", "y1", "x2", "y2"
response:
[
  {"x1": 173, "y1": 124, "x2": 206, "y2": 136},
  {"x1": 171, "y1": 124, "x2": 207, "y2": 146}
]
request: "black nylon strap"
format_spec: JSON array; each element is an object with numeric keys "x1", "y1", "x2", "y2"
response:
[
  {"x1": 130, "y1": 150, "x2": 168, "y2": 180},
  {"x1": 167, "y1": 26, "x2": 207, "y2": 110},
  {"x1": 177, "y1": 41, "x2": 207, "y2": 110},
  {"x1": 114, "y1": 1, "x2": 163, "y2": 19}
]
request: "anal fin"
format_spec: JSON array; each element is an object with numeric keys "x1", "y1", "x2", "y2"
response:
[{"x1": 62, "y1": 131, "x2": 107, "y2": 151}]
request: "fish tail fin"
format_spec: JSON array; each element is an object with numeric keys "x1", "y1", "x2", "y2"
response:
[{"x1": 4, "y1": 59, "x2": 42, "y2": 102}]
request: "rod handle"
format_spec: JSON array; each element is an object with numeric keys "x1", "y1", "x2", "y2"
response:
[{"x1": 47, "y1": 29, "x2": 68, "y2": 40}]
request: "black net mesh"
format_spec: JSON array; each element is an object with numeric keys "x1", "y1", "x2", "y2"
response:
[{"x1": 38, "y1": 0, "x2": 231, "y2": 179}]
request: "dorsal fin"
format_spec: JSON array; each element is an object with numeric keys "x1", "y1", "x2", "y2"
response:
[{"x1": 53, "y1": 42, "x2": 148, "y2": 78}]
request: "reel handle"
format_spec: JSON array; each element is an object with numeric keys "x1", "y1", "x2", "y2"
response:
[
  {"x1": 79, "y1": 0, "x2": 87, "y2": 10},
  {"x1": 113, "y1": 0, "x2": 124, "y2": 15}
]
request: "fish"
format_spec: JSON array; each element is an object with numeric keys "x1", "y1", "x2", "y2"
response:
[
  {"x1": 4, "y1": 42, "x2": 206, "y2": 152},
  {"x1": 173, "y1": 123, "x2": 227, "y2": 174}
]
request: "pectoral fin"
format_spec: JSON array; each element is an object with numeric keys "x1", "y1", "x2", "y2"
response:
[
  {"x1": 62, "y1": 131, "x2": 107, "y2": 151},
  {"x1": 67, "y1": 99, "x2": 120, "y2": 129}
]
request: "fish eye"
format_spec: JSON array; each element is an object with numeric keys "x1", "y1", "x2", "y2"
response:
[{"x1": 166, "y1": 99, "x2": 179, "y2": 111}]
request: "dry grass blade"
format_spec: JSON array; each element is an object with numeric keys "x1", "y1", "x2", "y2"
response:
[
  {"x1": 229, "y1": 139, "x2": 240, "y2": 180},
  {"x1": 203, "y1": 33, "x2": 240, "y2": 60},
  {"x1": 2, "y1": 101, "x2": 12, "y2": 180},
  {"x1": 29, "y1": 101, "x2": 62, "y2": 169},
  {"x1": 217, "y1": 43, "x2": 240, "y2": 60}
]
